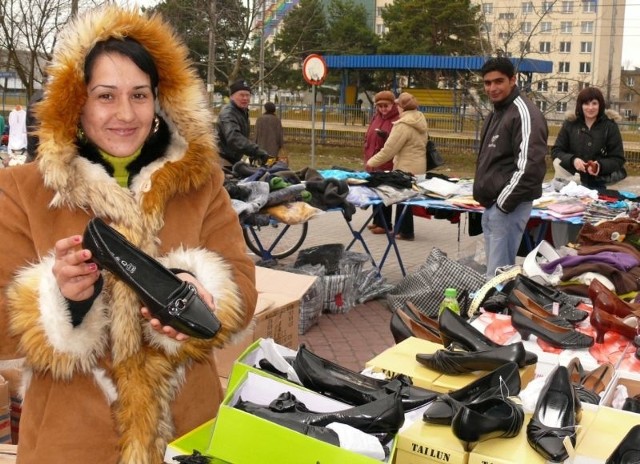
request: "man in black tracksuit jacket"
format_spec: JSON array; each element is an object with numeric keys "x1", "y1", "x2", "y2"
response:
[{"x1": 473, "y1": 57, "x2": 548, "y2": 277}]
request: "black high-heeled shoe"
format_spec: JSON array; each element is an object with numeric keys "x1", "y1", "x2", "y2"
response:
[
  {"x1": 83, "y1": 217, "x2": 221, "y2": 339},
  {"x1": 415, "y1": 343, "x2": 526, "y2": 374},
  {"x1": 389, "y1": 306, "x2": 441, "y2": 344},
  {"x1": 622, "y1": 394, "x2": 640, "y2": 414},
  {"x1": 438, "y1": 308, "x2": 537, "y2": 366},
  {"x1": 451, "y1": 396, "x2": 524, "y2": 451},
  {"x1": 510, "y1": 306, "x2": 594, "y2": 349},
  {"x1": 605, "y1": 424, "x2": 640, "y2": 464},
  {"x1": 422, "y1": 362, "x2": 521, "y2": 425},
  {"x1": 235, "y1": 390, "x2": 405, "y2": 435},
  {"x1": 527, "y1": 365, "x2": 581, "y2": 463},
  {"x1": 507, "y1": 274, "x2": 588, "y2": 324},
  {"x1": 292, "y1": 344, "x2": 437, "y2": 411}
]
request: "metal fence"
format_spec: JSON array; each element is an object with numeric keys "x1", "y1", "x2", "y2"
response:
[{"x1": 219, "y1": 102, "x2": 640, "y2": 162}]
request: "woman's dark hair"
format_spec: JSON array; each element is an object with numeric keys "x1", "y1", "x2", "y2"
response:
[
  {"x1": 84, "y1": 37, "x2": 159, "y2": 95},
  {"x1": 575, "y1": 87, "x2": 606, "y2": 120}
]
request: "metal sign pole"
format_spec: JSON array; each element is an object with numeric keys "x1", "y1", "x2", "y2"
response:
[{"x1": 311, "y1": 85, "x2": 316, "y2": 168}]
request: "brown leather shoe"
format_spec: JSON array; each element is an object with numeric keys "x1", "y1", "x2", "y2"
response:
[
  {"x1": 367, "y1": 223, "x2": 377, "y2": 230},
  {"x1": 395, "y1": 233, "x2": 415, "y2": 241},
  {"x1": 370, "y1": 226, "x2": 388, "y2": 234}
]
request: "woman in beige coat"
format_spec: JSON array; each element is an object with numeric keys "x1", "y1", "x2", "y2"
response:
[
  {"x1": 0, "y1": 7, "x2": 256, "y2": 463},
  {"x1": 366, "y1": 92, "x2": 428, "y2": 240}
]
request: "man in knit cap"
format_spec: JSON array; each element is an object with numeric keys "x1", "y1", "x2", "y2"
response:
[{"x1": 216, "y1": 78, "x2": 270, "y2": 167}]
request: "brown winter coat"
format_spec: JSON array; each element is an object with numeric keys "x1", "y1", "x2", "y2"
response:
[
  {"x1": 254, "y1": 112, "x2": 284, "y2": 157},
  {"x1": 0, "y1": 7, "x2": 256, "y2": 464},
  {"x1": 366, "y1": 109, "x2": 428, "y2": 175}
]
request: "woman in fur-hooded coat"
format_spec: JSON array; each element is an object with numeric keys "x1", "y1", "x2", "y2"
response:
[{"x1": 0, "y1": 7, "x2": 257, "y2": 464}]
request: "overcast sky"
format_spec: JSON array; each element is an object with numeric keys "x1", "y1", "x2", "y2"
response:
[{"x1": 623, "y1": 1, "x2": 640, "y2": 69}]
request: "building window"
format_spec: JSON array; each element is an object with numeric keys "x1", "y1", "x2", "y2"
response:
[
  {"x1": 560, "y1": 21, "x2": 573, "y2": 33},
  {"x1": 559, "y1": 41, "x2": 571, "y2": 53},
  {"x1": 580, "y1": 41, "x2": 592, "y2": 53},
  {"x1": 520, "y1": 41, "x2": 531, "y2": 52},
  {"x1": 581, "y1": 21, "x2": 594, "y2": 33},
  {"x1": 562, "y1": 1, "x2": 574, "y2": 13},
  {"x1": 522, "y1": 2, "x2": 533, "y2": 14},
  {"x1": 539, "y1": 41, "x2": 551, "y2": 53},
  {"x1": 623, "y1": 109, "x2": 633, "y2": 118},
  {"x1": 540, "y1": 22, "x2": 552, "y2": 33},
  {"x1": 628, "y1": 77, "x2": 636, "y2": 86},
  {"x1": 578, "y1": 81, "x2": 590, "y2": 90},
  {"x1": 376, "y1": 24, "x2": 385, "y2": 34},
  {"x1": 537, "y1": 80, "x2": 548, "y2": 91},
  {"x1": 481, "y1": 22, "x2": 493, "y2": 33},
  {"x1": 521, "y1": 22, "x2": 532, "y2": 33},
  {"x1": 626, "y1": 93, "x2": 634, "y2": 102},
  {"x1": 536, "y1": 100, "x2": 548, "y2": 112},
  {"x1": 499, "y1": 12, "x2": 515, "y2": 19},
  {"x1": 483, "y1": 3, "x2": 493, "y2": 14},
  {"x1": 542, "y1": 1, "x2": 553, "y2": 12},
  {"x1": 498, "y1": 32, "x2": 510, "y2": 40},
  {"x1": 556, "y1": 102, "x2": 568, "y2": 112},
  {"x1": 557, "y1": 81, "x2": 569, "y2": 92},
  {"x1": 376, "y1": 7, "x2": 383, "y2": 16},
  {"x1": 559, "y1": 62, "x2": 571, "y2": 73},
  {"x1": 582, "y1": 0, "x2": 596, "y2": 13},
  {"x1": 579, "y1": 62, "x2": 592, "y2": 73}
]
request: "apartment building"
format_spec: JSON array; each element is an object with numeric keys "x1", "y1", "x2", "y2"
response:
[{"x1": 619, "y1": 68, "x2": 640, "y2": 121}]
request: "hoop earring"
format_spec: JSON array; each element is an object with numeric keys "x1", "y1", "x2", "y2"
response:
[
  {"x1": 152, "y1": 115, "x2": 160, "y2": 134},
  {"x1": 76, "y1": 126, "x2": 87, "y2": 143}
]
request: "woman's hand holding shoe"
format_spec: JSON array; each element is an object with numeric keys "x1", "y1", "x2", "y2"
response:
[{"x1": 53, "y1": 235, "x2": 101, "y2": 301}]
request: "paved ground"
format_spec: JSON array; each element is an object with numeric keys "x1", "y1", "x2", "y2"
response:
[{"x1": 250, "y1": 175, "x2": 640, "y2": 373}]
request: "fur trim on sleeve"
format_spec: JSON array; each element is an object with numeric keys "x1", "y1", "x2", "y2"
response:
[
  {"x1": 6, "y1": 255, "x2": 110, "y2": 379},
  {"x1": 141, "y1": 248, "x2": 248, "y2": 353}
]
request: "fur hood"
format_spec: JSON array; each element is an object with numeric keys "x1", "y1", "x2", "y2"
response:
[
  {"x1": 563, "y1": 108, "x2": 623, "y2": 123},
  {"x1": 35, "y1": 6, "x2": 216, "y2": 228}
]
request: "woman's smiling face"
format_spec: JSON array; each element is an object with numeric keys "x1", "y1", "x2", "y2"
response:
[{"x1": 80, "y1": 52, "x2": 155, "y2": 157}]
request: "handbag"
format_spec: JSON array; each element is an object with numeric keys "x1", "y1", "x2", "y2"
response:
[
  {"x1": 426, "y1": 139, "x2": 444, "y2": 171},
  {"x1": 595, "y1": 125, "x2": 627, "y2": 185}
]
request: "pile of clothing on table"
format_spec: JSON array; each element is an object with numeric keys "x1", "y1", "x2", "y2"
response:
[{"x1": 224, "y1": 160, "x2": 356, "y2": 225}]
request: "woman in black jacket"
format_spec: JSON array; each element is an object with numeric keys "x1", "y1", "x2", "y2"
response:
[{"x1": 552, "y1": 87, "x2": 625, "y2": 190}]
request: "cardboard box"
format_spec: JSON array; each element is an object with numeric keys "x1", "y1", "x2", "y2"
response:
[
  {"x1": 214, "y1": 267, "x2": 317, "y2": 378},
  {"x1": 574, "y1": 406, "x2": 640, "y2": 463},
  {"x1": 394, "y1": 417, "x2": 467, "y2": 464},
  {"x1": 601, "y1": 370, "x2": 640, "y2": 411},
  {"x1": 365, "y1": 338, "x2": 444, "y2": 391},
  {"x1": 209, "y1": 372, "x2": 396, "y2": 464}
]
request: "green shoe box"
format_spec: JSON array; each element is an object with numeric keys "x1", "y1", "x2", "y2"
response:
[{"x1": 208, "y1": 371, "x2": 397, "y2": 463}]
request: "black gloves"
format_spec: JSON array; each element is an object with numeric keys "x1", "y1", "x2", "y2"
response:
[
  {"x1": 251, "y1": 149, "x2": 271, "y2": 165},
  {"x1": 375, "y1": 128, "x2": 388, "y2": 138}
]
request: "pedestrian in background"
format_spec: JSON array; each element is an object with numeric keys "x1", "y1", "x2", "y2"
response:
[
  {"x1": 552, "y1": 86, "x2": 625, "y2": 190},
  {"x1": 473, "y1": 57, "x2": 548, "y2": 277},
  {"x1": 363, "y1": 90, "x2": 399, "y2": 234},
  {"x1": 254, "y1": 101, "x2": 284, "y2": 159},
  {"x1": 216, "y1": 79, "x2": 270, "y2": 167},
  {"x1": 7, "y1": 104, "x2": 27, "y2": 156},
  {"x1": 367, "y1": 92, "x2": 428, "y2": 241}
]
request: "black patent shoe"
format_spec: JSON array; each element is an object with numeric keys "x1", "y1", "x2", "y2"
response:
[
  {"x1": 507, "y1": 274, "x2": 588, "y2": 324},
  {"x1": 527, "y1": 365, "x2": 581, "y2": 463},
  {"x1": 438, "y1": 308, "x2": 537, "y2": 366},
  {"x1": 451, "y1": 396, "x2": 524, "y2": 450},
  {"x1": 292, "y1": 344, "x2": 437, "y2": 411},
  {"x1": 416, "y1": 343, "x2": 526, "y2": 374},
  {"x1": 389, "y1": 305, "x2": 442, "y2": 345},
  {"x1": 83, "y1": 217, "x2": 221, "y2": 339},
  {"x1": 511, "y1": 306, "x2": 594, "y2": 349},
  {"x1": 606, "y1": 424, "x2": 640, "y2": 464},
  {"x1": 422, "y1": 362, "x2": 521, "y2": 425},
  {"x1": 622, "y1": 395, "x2": 640, "y2": 414},
  {"x1": 235, "y1": 390, "x2": 405, "y2": 435}
]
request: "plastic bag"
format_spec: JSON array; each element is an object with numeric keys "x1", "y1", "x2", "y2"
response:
[{"x1": 295, "y1": 244, "x2": 345, "y2": 275}]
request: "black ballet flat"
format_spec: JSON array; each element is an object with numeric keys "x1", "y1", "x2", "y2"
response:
[
  {"x1": 83, "y1": 217, "x2": 221, "y2": 339},
  {"x1": 292, "y1": 344, "x2": 437, "y2": 411},
  {"x1": 415, "y1": 343, "x2": 526, "y2": 375},
  {"x1": 235, "y1": 390, "x2": 405, "y2": 436},
  {"x1": 451, "y1": 396, "x2": 524, "y2": 450},
  {"x1": 422, "y1": 362, "x2": 521, "y2": 425},
  {"x1": 527, "y1": 365, "x2": 581, "y2": 463},
  {"x1": 606, "y1": 424, "x2": 640, "y2": 464},
  {"x1": 438, "y1": 308, "x2": 537, "y2": 366}
]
